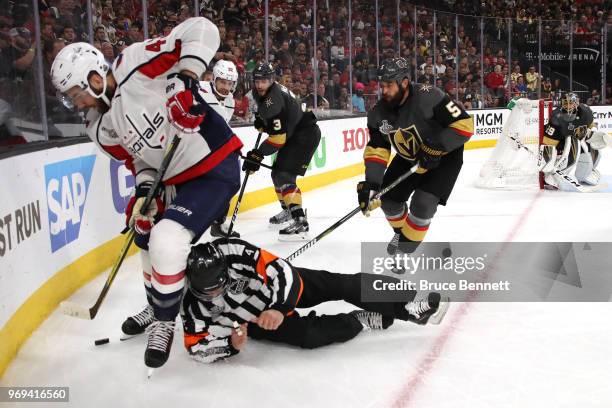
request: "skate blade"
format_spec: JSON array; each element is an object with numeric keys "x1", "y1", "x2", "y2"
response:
[
  {"x1": 119, "y1": 333, "x2": 141, "y2": 341},
  {"x1": 268, "y1": 221, "x2": 292, "y2": 230},
  {"x1": 278, "y1": 232, "x2": 310, "y2": 242},
  {"x1": 147, "y1": 368, "x2": 155, "y2": 379},
  {"x1": 428, "y1": 297, "x2": 450, "y2": 325}
]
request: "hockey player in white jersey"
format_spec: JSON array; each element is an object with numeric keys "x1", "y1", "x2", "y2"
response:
[
  {"x1": 198, "y1": 60, "x2": 242, "y2": 238},
  {"x1": 51, "y1": 17, "x2": 243, "y2": 371}
]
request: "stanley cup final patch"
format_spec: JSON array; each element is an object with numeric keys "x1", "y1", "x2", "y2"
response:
[{"x1": 379, "y1": 120, "x2": 393, "y2": 135}]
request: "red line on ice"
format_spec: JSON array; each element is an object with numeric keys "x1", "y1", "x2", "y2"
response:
[{"x1": 390, "y1": 190, "x2": 542, "y2": 408}]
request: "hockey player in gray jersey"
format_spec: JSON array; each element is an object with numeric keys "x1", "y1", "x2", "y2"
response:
[
  {"x1": 242, "y1": 62, "x2": 321, "y2": 241},
  {"x1": 180, "y1": 239, "x2": 449, "y2": 363},
  {"x1": 540, "y1": 92, "x2": 611, "y2": 190},
  {"x1": 359, "y1": 58, "x2": 473, "y2": 256}
]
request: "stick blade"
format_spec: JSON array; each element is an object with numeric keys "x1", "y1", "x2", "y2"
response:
[{"x1": 59, "y1": 301, "x2": 93, "y2": 320}]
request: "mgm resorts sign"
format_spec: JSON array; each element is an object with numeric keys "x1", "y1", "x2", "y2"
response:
[{"x1": 524, "y1": 47, "x2": 600, "y2": 66}]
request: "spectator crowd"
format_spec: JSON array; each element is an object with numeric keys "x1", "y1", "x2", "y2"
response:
[{"x1": 0, "y1": 0, "x2": 610, "y2": 146}]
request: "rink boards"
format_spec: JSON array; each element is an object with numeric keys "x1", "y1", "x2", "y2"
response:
[{"x1": 1, "y1": 105, "x2": 611, "y2": 377}]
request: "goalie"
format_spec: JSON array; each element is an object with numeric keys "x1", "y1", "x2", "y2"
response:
[{"x1": 540, "y1": 93, "x2": 610, "y2": 190}]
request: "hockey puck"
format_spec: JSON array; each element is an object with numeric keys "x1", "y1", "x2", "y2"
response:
[{"x1": 94, "y1": 338, "x2": 110, "y2": 346}]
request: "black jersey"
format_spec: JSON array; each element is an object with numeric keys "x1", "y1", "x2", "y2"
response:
[
  {"x1": 364, "y1": 83, "x2": 473, "y2": 184},
  {"x1": 543, "y1": 103, "x2": 595, "y2": 147},
  {"x1": 253, "y1": 82, "x2": 316, "y2": 154}
]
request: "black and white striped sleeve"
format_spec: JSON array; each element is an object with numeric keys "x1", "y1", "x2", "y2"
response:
[
  {"x1": 181, "y1": 295, "x2": 239, "y2": 363},
  {"x1": 265, "y1": 258, "x2": 303, "y2": 315},
  {"x1": 188, "y1": 335, "x2": 239, "y2": 364}
]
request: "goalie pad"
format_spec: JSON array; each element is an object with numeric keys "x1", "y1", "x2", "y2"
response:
[
  {"x1": 586, "y1": 130, "x2": 612, "y2": 150},
  {"x1": 575, "y1": 143, "x2": 601, "y2": 186}
]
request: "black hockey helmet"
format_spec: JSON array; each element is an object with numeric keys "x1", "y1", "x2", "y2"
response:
[
  {"x1": 377, "y1": 57, "x2": 410, "y2": 84},
  {"x1": 253, "y1": 62, "x2": 275, "y2": 81},
  {"x1": 186, "y1": 242, "x2": 229, "y2": 301}
]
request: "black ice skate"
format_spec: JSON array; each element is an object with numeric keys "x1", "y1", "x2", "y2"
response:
[
  {"x1": 404, "y1": 293, "x2": 450, "y2": 325},
  {"x1": 278, "y1": 216, "x2": 309, "y2": 241},
  {"x1": 350, "y1": 310, "x2": 393, "y2": 331},
  {"x1": 121, "y1": 304, "x2": 154, "y2": 337},
  {"x1": 145, "y1": 320, "x2": 176, "y2": 374},
  {"x1": 269, "y1": 208, "x2": 292, "y2": 229},
  {"x1": 210, "y1": 220, "x2": 240, "y2": 238}
]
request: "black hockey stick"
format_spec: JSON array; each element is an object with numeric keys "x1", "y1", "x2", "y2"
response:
[
  {"x1": 226, "y1": 132, "x2": 263, "y2": 237},
  {"x1": 239, "y1": 153, "x2": 274, "y2": 170},
  {"x1": 60, "y1": 135, "x2": 182, "y2": 320},
  {"x1": 286, "y1": 164, "x2": 419, "y2": 261}
]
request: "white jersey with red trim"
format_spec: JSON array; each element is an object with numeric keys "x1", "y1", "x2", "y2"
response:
[
  {"x1": 198, "y1": 81, "x2": 235, "y2": 123},
  {"x1": 85, "y1": 17, "x2": 242, "y2": 186}
]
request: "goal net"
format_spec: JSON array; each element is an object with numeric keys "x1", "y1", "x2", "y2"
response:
[{"x1": 475, "y1": 98, "x2": 553, "y2": 190}]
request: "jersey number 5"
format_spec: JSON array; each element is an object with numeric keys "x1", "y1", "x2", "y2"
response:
[{"x1": 445, "y1": 101, "x2": 461, "y2": 118}]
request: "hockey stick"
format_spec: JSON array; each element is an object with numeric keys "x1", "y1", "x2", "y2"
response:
[
  {"x1": 508, "y1": 134, "x2": 606, "y2": 193},
  {"x1": 286, "y1": 164, "x2": 419, "y2": 262},
  {"x1": 226, "y1": 132, "x2": 263, "y2": 237},
  {"x1": 60, "y1": 135, "x2": 182, "y2": 320},
  {"x1": 239, "y1": 153, "x2": 274, "y2": 170}
]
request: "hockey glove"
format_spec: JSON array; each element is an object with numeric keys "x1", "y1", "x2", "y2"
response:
[
  {"x1": 586, "y1": 129, "x2": 611, "y2": 150},
  {"x1": 357, "y1": 181, "x2": 381, "y2": 216},
  {"x1": 416, "y1": 145, "x2": 443, "y2": 172},
  {"x1": 125, "y1": 182, "x2": 164, "y2": 235},
  {"x1": 242, "y1": 149, "x2": 264, "y2": 173},
  {"x1": 166, "y1": 72, "x2": 206, "y2": 134},
  {"x1": 254, "y1": 116, "x2": 265, "y2": 132}
]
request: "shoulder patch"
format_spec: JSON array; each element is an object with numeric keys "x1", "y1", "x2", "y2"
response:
[
  {"x1": 419, "y1": 83, "x2": 433, "y2": 92},
  {"x1": 379, "y1": 120, "x2": 394, "y2": 135}
]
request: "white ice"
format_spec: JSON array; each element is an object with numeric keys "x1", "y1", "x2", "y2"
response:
[{"x1": 2, "y1": 148, "x2": 612, "y2": 408}]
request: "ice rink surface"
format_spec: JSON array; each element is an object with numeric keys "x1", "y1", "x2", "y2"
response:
[{"x1": 2, "y1": 148, "x2": 612, "y2": 408}]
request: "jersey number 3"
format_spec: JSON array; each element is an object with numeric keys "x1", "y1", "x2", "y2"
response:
[{"x1": 273, "y1": 119, "x2": 282, "y2": 131}]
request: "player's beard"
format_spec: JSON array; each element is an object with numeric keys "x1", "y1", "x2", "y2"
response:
[{"x1": 381, "y1": 85, "x2": 406, "y2": 110}]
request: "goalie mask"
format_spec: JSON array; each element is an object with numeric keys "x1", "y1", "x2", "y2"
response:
[
  {"x1": 186, "y1": 242, "x2": 229, "y2": 302},
  {"x1": 561, "y1": 92, "x2": 579, "y2": 120},
  {"x1": 51, "y1": 42, "x2": 111, "y2": 109}
]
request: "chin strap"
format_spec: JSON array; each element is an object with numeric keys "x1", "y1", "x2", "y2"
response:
[{"x1": 87, "y1": 73, "x2": 112, "y2": 107}]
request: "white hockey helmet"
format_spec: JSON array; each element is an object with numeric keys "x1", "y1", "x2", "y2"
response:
[
  {"x1": 212, "y1": 60, "x2": 238, "y2": 96},
  {"x1": 51, "y1": 42, "x2": 110, "y2": 108}
]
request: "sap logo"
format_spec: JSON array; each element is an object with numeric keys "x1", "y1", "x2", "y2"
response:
[
  {"x1": 110, "y1": 159, "x2": 135, "y2": 214},
  {"x1": 475, "y1": 113, "x2": 503, "y2": 127},
  {"x1": 44, "y1": 155, "x2": 96, "y2": 252}
]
